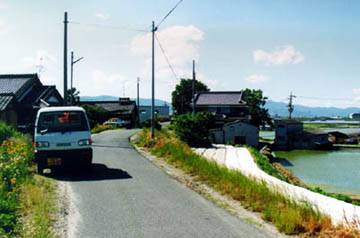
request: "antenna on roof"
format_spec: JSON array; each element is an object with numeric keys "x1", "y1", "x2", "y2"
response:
[{"x1": 35, "y1": 57, "x2": 45, "y2": 76}]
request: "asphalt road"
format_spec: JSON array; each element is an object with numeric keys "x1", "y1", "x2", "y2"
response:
[{"x1": 57, "y1": 129, "x2": 272, "y2": 238}]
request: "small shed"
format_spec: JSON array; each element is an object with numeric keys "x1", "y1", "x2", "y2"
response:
[{"x1": 210, "y1": 121, "x2": 258, "y2": 148}]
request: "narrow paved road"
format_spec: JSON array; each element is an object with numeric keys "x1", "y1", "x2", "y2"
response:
[{"x1": 58, "y1": 129, "x2": 272, "y2": 238}]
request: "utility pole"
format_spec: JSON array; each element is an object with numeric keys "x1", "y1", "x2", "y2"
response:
[
  {"x1": 288, "y1": 92, "x2": 296, "y2": 119},
  {"x1": 63, "y1": 12, "x2": 68, "y2": 106},
  {"x1": 70, "y1": 51, "x2": 84, "y2": 105},
  {"x1": 151, "y1": 21, "x2": 158, "y2": 138},
  {"x1": 192, "y1": 60, "x2": 196, "y2": 116},
  {"x1": 137, "y1": 77, "x2": 140, "y2": 123}
]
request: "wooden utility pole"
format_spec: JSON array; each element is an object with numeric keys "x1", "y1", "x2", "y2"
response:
[
  {"x1": 137, "y1": 77, "x2": 140, "y2": 123},
  {"x1": 151, "y1": 21, "x2": 158, "y2": 138},
  {"x1": 288, "y1": 92, "x2": 296, "y2": 119},
  {"x1": 63, "y1": 12, "x2": 68, "y2": 105},
  {"x1": 192, "y1": 60, "x2": 196, "y2": 116}
]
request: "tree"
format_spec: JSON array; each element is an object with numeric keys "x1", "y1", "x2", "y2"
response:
[
  {"x1": 171, "y1": 78, "x2": 209, "y2": 115},
  {"x1": 67, "y1": 87, "x2": 80, "y2": 104},
  {"x1": 80, "y1": 104, "x2": 106, "y2": 129},
  {"x1": 243, "y1": 88, "x2": 272, "y2": 128},
  {"x1": 174, "y1": 112, "x2": 215, "y2": 147}
]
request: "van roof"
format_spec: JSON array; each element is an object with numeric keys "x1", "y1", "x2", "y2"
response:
[{"x1": 38, "y1": 106, "x2": 86, "y2": 113}]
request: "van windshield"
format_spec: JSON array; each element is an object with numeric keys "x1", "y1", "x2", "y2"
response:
[{"x1": 37, "y1": 111, "x2": 89, "y2": 133}]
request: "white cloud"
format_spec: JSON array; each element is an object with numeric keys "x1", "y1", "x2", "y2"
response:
[
  {"x1": 245, "y1": 74, "x2": 269, "y2": 84},
  {"x1": 95, "y1": 13, "x2": 109, "y2": 21},
  {"x1": 82, "y1": 70, "x2": 132, "y2": 96},
  {"x1": 352, "y1": 88, "x2": 360, "y2": 95},
  {"x1": 130, "y1": 25, "x2": 204, "y2": 84},
  {"x1": 254, "y1": 45, "x2": 304, "y2": 65}
]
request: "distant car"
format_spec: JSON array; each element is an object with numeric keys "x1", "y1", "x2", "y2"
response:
[{"x1": 103, "y1": 118, "x2": 124, "y2": 128}]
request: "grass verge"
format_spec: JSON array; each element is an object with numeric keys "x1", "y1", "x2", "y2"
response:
[
  {"x1": 16, "y1": 174, "x2": 57, "y2": 238},
  {"x1": 91, "y1": 124, "x2": 119, "y2": 134},
  {"x1": 135, "y1": 128, "x2": 360, "y2": 237}
]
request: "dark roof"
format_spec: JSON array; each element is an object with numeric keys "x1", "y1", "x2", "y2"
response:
[
  {"x1": 21, "y1": 85, "x2": 62, "y2": 106},
  {"x1": 194, "y1": 91, "x2": 246, "y2": 106},
  {"x1": 0, "y1": 93, "x2": 15, "y2": 111},
  {"x1": 325, "y1": 128, "x2": 360, "y2": 137},
  {"x1": 80, "y1": 101, "x2": 136, "y2": 114},
  {"x1": 275, "y1": 119, "x2": 303, "y2": 124},
  {"x1": 303, "y1": 129, "x2": 329, "y2": 135},
  {"x1": 0, "y1": 74, "x2": 40, "y2": 98}
]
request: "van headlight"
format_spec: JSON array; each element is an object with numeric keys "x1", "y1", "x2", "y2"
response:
[
  {"x1": 78, "y1": 139, "x2": 92, "y2": 146},
  {"x1": 35, "y1": 141, "x2": 50, "y2": 148}
]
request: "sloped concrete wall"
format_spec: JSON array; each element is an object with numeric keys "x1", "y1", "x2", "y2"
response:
[{"x1": 194, "y1": 145, "x2": 360, "y2": 225}]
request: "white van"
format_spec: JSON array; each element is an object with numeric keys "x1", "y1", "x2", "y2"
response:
[{"x1": 34, "y1": 106, "x2": 92, "y2": 174}]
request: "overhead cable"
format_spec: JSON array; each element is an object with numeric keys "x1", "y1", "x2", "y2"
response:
[
  {"x1": 156, "y1": 0, "x2": 184, "y2": 28},
  {"x1": 155, "y1": 32, "x2": 178, "y2": 81},
  {"x1": 69, "y1": 21, "x2": 150, "y2": 32}
]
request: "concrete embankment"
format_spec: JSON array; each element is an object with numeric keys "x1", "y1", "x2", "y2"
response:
[{"x1": 194, "y1": 145, "x2": 360, "y2": 225}]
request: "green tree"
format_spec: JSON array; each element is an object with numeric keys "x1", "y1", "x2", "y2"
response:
[
  {"x1": 243, "y1": 88, "x2": 272, "y2": 128},
  {"x1": 67, "y1": 87, "x2": 80, "y2": 104},
  {"x1": 171, "y1": 78, "x2": 209, "y2": 115},
  {"x1": 80, "y1": 104, "x2": 106, "y2": 129},
  {"x1": 174, "y1": 112, "x2": 215, "y2": 147}
]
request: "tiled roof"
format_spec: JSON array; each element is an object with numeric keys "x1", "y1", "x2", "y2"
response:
[
  {"x1": 195, "y1": 91, "x2": 246, "y2": 106},
  {"x1": 0, "y1": 74, "x2": 39, "y2": 98},
  {"x1": 0, "y1": 93, "x2": 15, "y2": 111},
  {"x1": 21, "y1": 85, "x2": 56, "y2": 105},
  {"x1": 80, "y1": 101, "x2": 136, "y2": 114}
]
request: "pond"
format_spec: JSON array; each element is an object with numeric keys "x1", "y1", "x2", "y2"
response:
[
  {"x1": 259, "y1": 131, "x2": 275, "y2": 140},
  {"x1": 274, "y1": 149, "x2": 360, "y2": 195}
]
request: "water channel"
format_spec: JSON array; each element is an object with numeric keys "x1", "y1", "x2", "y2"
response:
[{"x1": 274, "y1": 149, "x2": 360, "y2": 195}]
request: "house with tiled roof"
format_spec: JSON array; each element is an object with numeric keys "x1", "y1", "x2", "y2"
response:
[
  {"x1": 193, "y1": 91, "x2": 249, "y2": 125},
  {"x1": 0, "y1": 74, "x2": 63, "y2": 127},
  {"x1": 79, "y1": 97, "x2": 138, "y2": 127}
]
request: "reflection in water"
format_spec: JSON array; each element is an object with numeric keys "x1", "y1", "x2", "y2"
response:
[{"x1": 275, "y1": 149, "x2": 360, "y2": 195}]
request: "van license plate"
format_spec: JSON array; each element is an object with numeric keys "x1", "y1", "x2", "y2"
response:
[{"x1": 47, "y1": 158, "x2": 62, "y2": 166}]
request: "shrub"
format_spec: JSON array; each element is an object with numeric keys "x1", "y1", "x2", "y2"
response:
[
  {"x1": 173, "y1": 112, "x2": 215, "y2": 147},
  {"x1": 0, "y1": 122, "x2": 34, "y2": 236},
  {"x1": 156, "y1": 116, "x2": 170, "y2": 122},
  {"x1": 141, "y1": 119, "x2": 162, "y2": 130},
  {"x1": 0, "y1": 122, "x2": 20, "y2": 144},
  {"x1": 80, "y1": 104, "x2": 106, "y2": 129},
  {"x1": 91, "y1": 124, "x2": 116, "y2": 134}
]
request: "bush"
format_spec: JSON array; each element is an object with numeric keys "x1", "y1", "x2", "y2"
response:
[
  {"x1": 0, "y1": 122, "x2": 20, "y2": 144},
  {"x1": 156, "y1": 116, "x2": 170, "y2": 122},
  {"x1": 0, "y1": 123, "x2": 34, "y2": 236},
  {"x1": 141, "y1": 119, "x2": 162, "y2": 130},
  {"x1": 173, "y1": 112, "x2": 215, "y2": 147},
  {"x1": 80, "y1": 105, "x2": 106, "y2": 129},
  {"x1": 91, "y1": 124, "x2": 116, "y2": 134}
]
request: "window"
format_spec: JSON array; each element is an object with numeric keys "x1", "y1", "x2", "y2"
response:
[
  {"x1": 38, "y1": 111, "x2": 89, "y2": 133},
  {"x1": 277, "y1": 136, "x2": 285, "y2": 141}
]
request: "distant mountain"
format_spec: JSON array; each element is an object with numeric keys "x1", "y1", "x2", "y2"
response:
[
  {"x1": 266, "y1": 100, "x2": 360, "y2": 118},
  {"x1": 80, "y1": 95, "x2": 170, "y2": 107}
]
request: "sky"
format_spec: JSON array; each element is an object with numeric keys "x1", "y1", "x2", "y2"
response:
[{"x1": 0, "y1": 0, "x2": 360, "y2": 108}]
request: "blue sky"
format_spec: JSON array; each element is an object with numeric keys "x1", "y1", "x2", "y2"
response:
[{"x1": 0, "y1": 0, "x2": 359, "y2": 108}]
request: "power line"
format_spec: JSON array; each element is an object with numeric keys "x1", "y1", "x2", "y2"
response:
[
  {"x1": 156, "y1": 0, "x2": 184, "y2": 28},
  {"x1": 154, "y1": 32, "x2": 179, "y2": 81},
  {"x1": 297, "y1": 95, "x2": 354, "y2": 101},
  {"x1": 69, "y1": 21, "x2": 150, "y2": 32}
]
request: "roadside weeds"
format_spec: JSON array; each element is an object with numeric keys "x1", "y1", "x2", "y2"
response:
[{"x1": 131, "y1": 128, "x2": 360, "y2": 238}]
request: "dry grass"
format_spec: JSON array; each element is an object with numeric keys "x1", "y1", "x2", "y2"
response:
[
  {"x1": 136, "y1": 128, "x2": 360, "y2": 237},
  {"x1": 16, "y1": 175, "x2": 57, "y2": 238}
]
